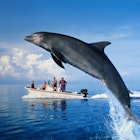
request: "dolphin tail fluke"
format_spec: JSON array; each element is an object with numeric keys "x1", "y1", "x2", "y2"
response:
[{"x1": 125, "y1": 107, "x2": 140, "y2": 125}]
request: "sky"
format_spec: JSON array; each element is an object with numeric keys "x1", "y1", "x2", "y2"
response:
[{"x1": 0, "y1": 0, "x2": 140, "y2": 90}]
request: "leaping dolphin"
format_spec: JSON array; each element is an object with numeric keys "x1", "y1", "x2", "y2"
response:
[{"x1": 24, "y1": 32, "x2": 139, "y2": 123}]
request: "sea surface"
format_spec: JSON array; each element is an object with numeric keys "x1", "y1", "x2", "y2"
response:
[{"x1": 0, "y1": 85, "x2": 140, "y2": 140}]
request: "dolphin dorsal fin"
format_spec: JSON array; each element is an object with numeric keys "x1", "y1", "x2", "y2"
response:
[{"x1": 90, "y1": 41, "x2": 111, "y2": 52}]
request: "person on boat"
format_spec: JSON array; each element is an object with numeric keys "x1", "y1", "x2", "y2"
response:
[
  {"x1": 53, "y1": 77, "x2": 57, "y2": 91},
  {"x1": 30, "y1": 80, "x2": 35, "y2": 88},
  {"x1": 59, "y1": 77, "x2": 67, "y2": 92},
  {"x1": 40, "y1": 81, "x2": 47, "y2": 90}
]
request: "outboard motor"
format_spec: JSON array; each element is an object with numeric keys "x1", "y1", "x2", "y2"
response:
[{"x1": 81, "y1": 89, "x2": 88, "y2": 97}]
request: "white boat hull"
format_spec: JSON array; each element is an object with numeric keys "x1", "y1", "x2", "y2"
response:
[
  {"x1": 23, "y1": 87, "x2": 86, "y2": 99},
  {"x1": 23, "y1": 87, "x2": 140, "y2": 100}
]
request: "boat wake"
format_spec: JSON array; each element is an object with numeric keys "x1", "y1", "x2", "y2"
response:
[
  {"x1": 130, "y1": 90, "x2": 140, "y2": 99},
  {"x1": 90, "y1": 93, "x2": 108, "y2": 99},
  {"x1": 89, "y1": 90, "x2": 140, "y2": 100},
  {"x1": 106, "y1": 89, "x2": 140, "y2": 139}
]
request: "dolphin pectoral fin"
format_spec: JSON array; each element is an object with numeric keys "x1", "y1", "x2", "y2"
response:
[
  {"x1": 51, "y1": 54, "x2": 65, "y2": 68},
  {"x1": 52, "y1": 48, "x2": 67, "y2": 63},
  {"x1": 51, "y1": 48, "x2": 69, "y2": 68},
  {"x1": 90, "y1": 41, "x2": 111, "y2": 52}
]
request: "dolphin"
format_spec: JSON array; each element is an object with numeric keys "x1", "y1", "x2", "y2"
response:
[{"x1": 24, "y1": 32, "x2": 139, "y2": 123}]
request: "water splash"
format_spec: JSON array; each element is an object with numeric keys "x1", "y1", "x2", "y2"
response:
[{"x1": 106, "y1": 88, "x2": 140, "y2": 140}]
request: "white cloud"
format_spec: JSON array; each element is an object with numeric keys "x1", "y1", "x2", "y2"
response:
[
  {"x1": 0, "y1": 41, "x2": 89, "y2": 83},
  {"x1": 120, "y1": 70, "x2": 130, "y2": 77},
  {"x1": 24, "y1": 58, "x2": 66, "y2": 80},
  {"x1": 1, "y1": 25, "x2": 139, "y2": 84},
  {"x1": 70, "y1": 24, "x2": 133, "y2": 43},
  {"x1": 26, "y1": 54, "x2": 42, "y2": 66},
  {"x1": 0, "y1": 47, "x2": 71, "y2": 81},
  {"x1": 0, "y1": 55, "x2": 18, "y2": 77}
]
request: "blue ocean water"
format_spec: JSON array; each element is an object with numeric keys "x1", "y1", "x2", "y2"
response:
[{"x1": 0, "y1": 85, "x2": 140, "y2": 140}]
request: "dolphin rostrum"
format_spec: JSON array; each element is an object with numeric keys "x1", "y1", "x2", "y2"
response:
[{"x1": 24, "y1": 32, "x2": 139, "y2": 123}]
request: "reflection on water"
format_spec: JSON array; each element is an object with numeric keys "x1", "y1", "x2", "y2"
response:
[
  {"x1": 1, "y1": 85, "x2": 140, "y2": 139},
  {"x1": 23, "y1": 98, "x2": 67, "y2": 120}
]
